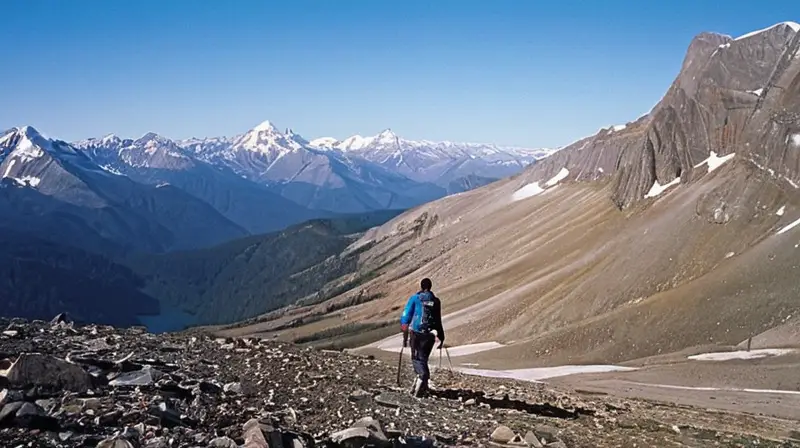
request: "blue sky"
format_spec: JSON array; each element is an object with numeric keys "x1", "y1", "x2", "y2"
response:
[{"x1": 1, "y1": 1, "x2": 797, "y2": 148}]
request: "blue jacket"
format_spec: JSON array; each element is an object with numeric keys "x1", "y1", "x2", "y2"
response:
[{"x1": 400, "y1": 290, "x2": 444, "y2": 339}]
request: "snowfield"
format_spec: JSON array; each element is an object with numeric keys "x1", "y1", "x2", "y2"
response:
[
  {"x1": 688, "y1": 348, "x2": 796, "y2": 361},
  {"x1": 512, "y1": 182, "x2": 544, "y2": 201},
  {"x1": 645, "y1": 177, "x2": 680, "y2": 198},
  {"x1": 455, "y1": 365, "x2": 637, "y2": 382}
]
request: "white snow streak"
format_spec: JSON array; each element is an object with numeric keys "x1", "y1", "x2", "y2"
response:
[
  {"x1": 15, "y1": 176, "x2": 40, "y2": 187},
  {"x1": 544, "y1": 167, "x2": 569, "y2": 188},
  {"x1": 688, "y1": 349, "x2": 796, "y2": 361},
  {"x1": 695, "y1": 151, "x2": 735, "y2": 173},
  {"x1": 748, "y1": 88, "x2": 764, "y2": 96},
  {"x1": 456, "y1": 365, "x2": 637, "y2": 382},
  {"x1": 512, "y1": 182, "x2": 544, "y2": 201},
  {"x1": 2, "y1": 159, "x2": 16, "y2": 178},
  {"x1": 778, "y1": 216, "x2": 800, "y2": 235},
  {"x1": 645, "y1": 177, "x2": 680, "y2": 198},
  {"x1": 777, "y1": 205, "x2": 786, "y2": 216},
  {"x1": 628, "y1": 382, "x2": 800, "y2": 396},
  {"x1": 611, "y1": 124, "x2": 627, "y2": 132},
  {"x1": 735, "y1": 22, "x2": 800, "y2": 41},
  {"x1": 100, "y1": 165, "x2": 124, "y2": 176},
  {"x1": 380, "y1": 342, "x2": 505, "y2": 357},
  {"x1": 789, "y1": 134, "x2": 800, "y2": 147}
]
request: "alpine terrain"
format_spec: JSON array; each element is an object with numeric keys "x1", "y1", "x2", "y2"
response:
[{"x1": 209, "y1": 21, "x2": 800, "y2": 423}]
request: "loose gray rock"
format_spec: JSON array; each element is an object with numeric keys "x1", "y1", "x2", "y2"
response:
[
  {"x1": 491, "y1": 425, "x2": 516, "y2": 443},
  {"x1": 534, "y1": 425, "x2": 559, "y2": 444},
  {"x1": 0, "y1": 388, "x2": 24, "y2": 407},
  {"x1": 209, "y1": 436, "x2": 238, "y2": 448},
  {"x1": 109, "y1": 365, "x2": 164, "y2": 387},
  {"x1": 525, "y1": 431, "x2": 544, "y2": 448},
  {"x1": 243, "y1": 418, "x2": 269, "y2": 448},
  {"x1": 96, "y1": 436, "x2": 136, "y2": 448},
  {"x1": 545, "y1": 442, "x2": 567, "y2": 448},
  {"x1": 0, "y1": 401, "x2": 24, "y2": 423},
  {"x1": 330, "y1": 427, "x2": 371, "y2": 448},
  {"x1": 6, "y1": 353, "x2": 93, "y2": 392},
  {"x1": 223, "y1": 382, "x2": 242, "y2": 394}
]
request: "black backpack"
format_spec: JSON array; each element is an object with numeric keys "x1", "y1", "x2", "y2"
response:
[{"x1": 417, "y1": 291, "x2": 436, "y2": 333}]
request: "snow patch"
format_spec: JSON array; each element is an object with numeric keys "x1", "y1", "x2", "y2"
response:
[
  {"x1": 788, "y1": 134, "x2": 800, "y2": 147},
  {"x1": 2, "y1": 159, "x2": 16, "y2": 178},
  {"x1": 309, "y1": 137, "x2": 338, "y2": 148},
  {"x1": 718, "y1": 43, "x2": 731, "y2": 49},
  {"x1": 735, "y1": 22, "x2": 800, "y2": 41},
  {"x1": 689, "y1": 348, "x2": 796, "y2": 361},
  {"x1": 777, "y1": 205, "x2": 786, "y2": 216},
  {"x1": 597, "y1": 167, "x2": 605, "y2": 173},
  {"x1": 380, "y1": 341, "x2": 505, "y2": 357},
  {"x1": 645, "y1": 177, "x2": 680, "y2": 198},
  {"x1": 14, "y1": 176, "x2": 41, "y2": 187},
  {"x1": 100, "y1": 165, "x2": 124, "y2": 176},
  {"x1": 544, "y1": 167, "x2": 569, "y2": 188},
  {"x1": 627, "y1": 381, "x2": 800, "y2": 396},
  {"x1": 748, "y1": 88, "x2": 764, "y2": 96},
  {"x1": 694, "y1": 151, "x2": 735, "y2": 173},
  {"x1": 512, "y1": 182, "x2": 544, "y2": 201},
  {"x1": 611, "y1": 124, "x2": 627, "y2": 132},
  {"x1": 456, "y1": 365, "x2": 637, "y2": 382},
  {"x1": 777, "y1": 216, "x2": 800, "y2": 235}
]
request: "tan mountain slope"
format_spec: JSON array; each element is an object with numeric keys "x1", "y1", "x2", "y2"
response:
[{"x1": 217, "y1": 23, "x2": 800, "y2": 369}]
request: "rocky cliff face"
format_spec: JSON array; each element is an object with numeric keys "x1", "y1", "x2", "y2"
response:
[{"x1": 514, "y1": 23, "x2": 800, "y2": 211}]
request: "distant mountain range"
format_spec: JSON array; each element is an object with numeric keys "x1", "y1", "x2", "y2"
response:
[{"x1": 0, "y1": 121, "x2": 551, "y2": 253}]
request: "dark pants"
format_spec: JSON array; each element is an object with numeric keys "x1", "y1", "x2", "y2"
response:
[{"x1": 410, "y1": 331, "x2": 435, "y2": 388}]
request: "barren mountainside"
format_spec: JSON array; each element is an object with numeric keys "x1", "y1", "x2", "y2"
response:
[{"x1": 218, "y1": 22, "x2": 800, "y2": 369}]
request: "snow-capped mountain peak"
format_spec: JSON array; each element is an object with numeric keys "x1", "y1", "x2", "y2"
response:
[
  {"x1": 308, "y1": 137, "x2": 339, "y2": 148},
  {"x1": 337, "y1": 134, "x2": 374, "y2": 151},
  {"x1": 252, "y1": 120, "x2": 280, "y2": 133},
  {"x1": 375, "y1": 129, "x2": 399, "y2": 145}
]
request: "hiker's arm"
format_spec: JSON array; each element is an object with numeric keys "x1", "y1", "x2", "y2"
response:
[
  {"x1": 434, "y1": 299, "x2": 445, "y2": 346},
  {"x1": 399, "y1": 295, "x2": 415, "y2": 332}
]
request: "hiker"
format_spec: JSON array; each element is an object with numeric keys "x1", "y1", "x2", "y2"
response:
[{"x1": 400, "y1": 277, "x2": 445, "y2": 397}]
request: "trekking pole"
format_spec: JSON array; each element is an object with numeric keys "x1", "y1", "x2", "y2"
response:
[
  {"x1": 397, "y1": 330, "x2": 408, "y2": 386},
  {"x1": 444, "y1": 346, "x2": 454, "y2": 371},
  {"x1": 438, "y1": 346, "x2": 443, "y2": 369}
]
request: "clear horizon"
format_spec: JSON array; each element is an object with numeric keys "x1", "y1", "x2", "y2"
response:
[{"x1": 1, "y1": 0, "x2": 797, "y2": 148}]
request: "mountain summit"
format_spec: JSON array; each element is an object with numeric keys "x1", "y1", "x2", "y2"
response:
[{"x1": 308, "y1": 128, "x2": 555, "y2": 185}]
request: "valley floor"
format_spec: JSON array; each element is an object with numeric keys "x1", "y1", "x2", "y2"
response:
[{"x1": 355, "y1": 338, "x2": 800, "y2": 422}]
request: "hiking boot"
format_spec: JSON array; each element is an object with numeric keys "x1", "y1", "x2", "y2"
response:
[
  {"x1": 412, "y1": 378, "x2": 429, "y2": 398},
  {"x1": 410, "y1": 377, "x2": 421, "y2": 396}
]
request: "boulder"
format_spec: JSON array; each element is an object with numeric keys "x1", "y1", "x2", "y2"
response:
[
  {"x1": 6, "y1": 353, "x2": 93, "y2": 393},
  {"x1": 330, "y1": 427, "x2": 371, "y2": 448},
  {"x1": 534, "y1": 425, "x2": 559, "y2": 444},
  {"x1": 490, "y1": 425, "x2": 516, "y2": 443},
  {"x1": 223, "y1": 382, "x2": 242, "y2": 394},
  {"x1": 524, "y1": 431, "x2": 544, "y2": 448},
  {"x1": 109, "y1": 366, "x2": 164, "y2": 387},
  {"x1": 243, "y1": 418, "x2": 269, "y2": 448},
  {"x1": 209, "y1": 436, "x2": 238, "y2": 448},
  {"x1": 96, "y1": 437, "x2": 136, "y2": 448}
]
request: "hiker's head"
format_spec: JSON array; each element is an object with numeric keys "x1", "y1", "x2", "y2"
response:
[{"x1": 420, "y1": 278, "x2": 432, "y2": 291}]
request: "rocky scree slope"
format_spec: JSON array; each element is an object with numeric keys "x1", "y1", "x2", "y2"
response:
[
  {"x1": 218, "y1": 23, "x2": 800, "y2": 367},
  {"x1": 0, "y1": 317, "x2": 796, "y2": 447}
]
